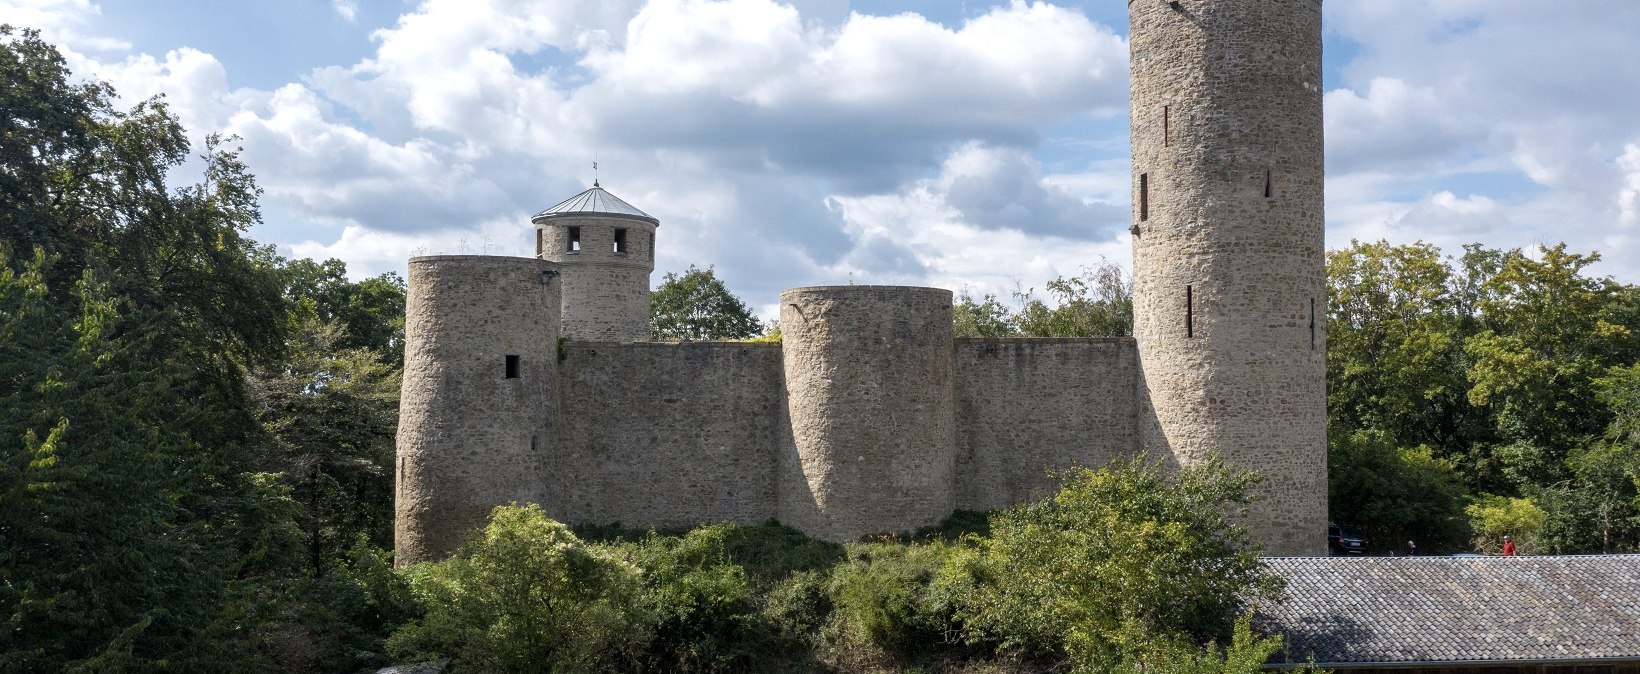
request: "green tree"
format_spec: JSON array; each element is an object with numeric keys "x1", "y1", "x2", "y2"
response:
[
  {"x1": 389, "y1": 504, "x2": 648, "y2": 673},
  {"x1": 1534, "y1": 445, "x2": 1640, "y2": 554},
  {"x1": 1327, "y1": 430, "x2": 1471, "y2": 553},
  {"x1": 0, "y1": 253, "x2": 272, "y2": 670},
  {"x1": 1013, "y1": 261, "x2": 1133, "y2": 337},
  {"x1": 1325, "y1": 240, "x2": 1480, "y2": 455},
  {"x1": 1, "y1": 27, "x2": 293, "y2": 670},
  {"x1": 957, "y1": 458, "x2": 1278, "y2": 670},
  {"x1": 953, "y1": 290, "x2": 1018, "y2": 338},
  {"x1": 280, "y1": 257, "x2": 407, "y2": 361},
  {"x1": 650, "y1": 265, "x2": 763, "y2": 340},
  {"x1": 248, "y1": 312, "x2": 401, "y2": 576},
  {"x1": 1464, "y1": 244, "x2": 1630, "y2": 486}
]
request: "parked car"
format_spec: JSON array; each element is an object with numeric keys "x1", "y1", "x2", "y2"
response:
[{"x1": 1328, "y1": 524, "x2": 1368, "y2": 555}]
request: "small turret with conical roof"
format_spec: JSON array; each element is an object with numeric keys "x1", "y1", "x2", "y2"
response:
[{"x1": 533, "y1": 182, "x2": 659, "y2": 342}]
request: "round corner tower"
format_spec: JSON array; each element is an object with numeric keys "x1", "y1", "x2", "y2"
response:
[
  {"x1": 395, "y1": 255, "x2": 562, "y2": 565},
  {"x1": 1128, "y1": 0, "x2": 1326, "y2": 555},
  {"x1": 532, "y1": 183, "x2": 658, "y2": 342},
  {"x1": 778, "y1": 286, "x2": 957, "y2": 542}
]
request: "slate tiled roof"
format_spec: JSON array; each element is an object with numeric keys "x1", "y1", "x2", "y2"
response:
[
  {"x1": 533, "y1": 185, "x2": 659, "y2": 224},
  {"x1": 1257, "y1": 555, "x2": 1640, "y2": 667}
]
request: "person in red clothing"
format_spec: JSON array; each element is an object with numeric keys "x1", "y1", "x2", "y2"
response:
[{"x1": 1502, "y1": 535, "x2": 1517, "y2": 556}]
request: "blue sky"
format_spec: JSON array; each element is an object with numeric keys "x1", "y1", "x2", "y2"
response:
[{"x1": 7, "y1": 0, "x2": 1640, "y2": 315}]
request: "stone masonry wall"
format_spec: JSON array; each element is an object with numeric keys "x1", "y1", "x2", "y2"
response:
[
  {"x1": 395, "y1": 255, "x2": 560, "y2": 565},
  {"x1": 540, "y1": 331, "x2": 1144, "y2": 540},
  {"x1": 1129, "y1": 0, "x2": 1327, "y2": 555},
  {"x1": 552, "y1": 341, "x2": 785, "y2": 528},
  {"x1": 779, "y1": 286, "x2": 957, "y2": 541},
  {"x1": 953, "y1": 337, "x2": 1140, "y2": 511}
]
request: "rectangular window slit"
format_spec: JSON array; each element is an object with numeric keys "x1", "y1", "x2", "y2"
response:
[
  {"x1": 530, "y1": 434, "x2": 539, "y2": 452},
  {"x1": 505, "y1": 354, "x2": 521, "y2": 379},
  {"x1": 1309, "y1": 298, "x2": 1316, "y2": 350},
  {"x1": 1186, "y1": 284, "x2": 1194, "y2": 338},
  {"x1": 647, "y1": 231, "x2": 655, "y2": 259},
  {"x1": 1162, "y1": 106, "x2": 1170, "y2": 147},
  {"x1": 568, "y1": 226, "x2": 581, "y2": 252},
  {"x1": 1264, "y1": 170, "x2": 1272, "y2": 198},
  {"x1": 614, "y1": 228, "x2": 628, "y2": 254},
  {"x1": 1139, "y1": 173, "x2": 1149, "y2": 221},
  {"x1": 535, "y1": 228, "x2": 543, "y2": 257}
]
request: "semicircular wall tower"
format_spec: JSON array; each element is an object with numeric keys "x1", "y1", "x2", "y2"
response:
[
  {"x1": 395, "y1": 255, "x2": 562, "y2": 565},
  {"x1": 533, "y1": 184, "x2": 659, "y2": 342},
  {"x1": 778, "y1": 286, "x2": 957, "y2": 541},
  {"x1": 1128, "y1": 0, "x2": 1326, "y2": 556}
]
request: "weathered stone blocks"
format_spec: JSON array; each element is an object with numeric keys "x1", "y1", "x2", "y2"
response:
[
  {"x1": 394, "y1": 255, "x2": 561, "y2": 564},
  {"x1": 1129, "y1": 0, "x2": 1328, "y2": 555},
  {"x1": 778, "y1": 286, "x2": 958, "y2": 541},
  {"x1": 535, "y1": 212, "x2": 656, "y2": 342}
]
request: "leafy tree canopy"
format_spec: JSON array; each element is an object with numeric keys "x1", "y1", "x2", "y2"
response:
[
  {"x1": 953, "y1": 260, "x2": 1132, "y2": 338},
  {"x1": 650, "y1": 264, "x2": 763, "y2": 340},
  {"x1": 1327, "y1": 239, "x2": 1640, "y2": 554}
]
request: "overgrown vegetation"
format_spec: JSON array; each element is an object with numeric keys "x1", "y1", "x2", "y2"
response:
[{"x1": 387, "y1": 458, "x2": 1290, "y2": 674}]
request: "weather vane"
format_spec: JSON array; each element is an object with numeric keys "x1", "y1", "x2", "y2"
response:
[{"x1": 593, "y1": 152, "x2": 600, "y2": 187}]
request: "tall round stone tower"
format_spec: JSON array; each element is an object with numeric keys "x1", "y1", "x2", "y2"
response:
[
  {"x1": 1128, "y1": 0, "x2": 1326, "y2": 556},
  {"x1": 532, "y1": 183, "x2": 659, "y2": 342},
  {"x1": 395, "y1": 255, "x2": 562, "y2": 565}
]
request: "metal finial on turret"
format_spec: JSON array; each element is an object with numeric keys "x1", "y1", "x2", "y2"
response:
[{"x1": 593, "y1": 160, "x2": 599, "y2": 188}]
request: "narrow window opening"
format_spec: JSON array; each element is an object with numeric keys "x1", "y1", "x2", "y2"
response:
[
  {"x1": 535, "y1": 228, "x2": 543, "y2": 256},
  {"x1": 1309, "y1": 298, "x2": 1316, "y2": 350},
  {"x1": 1162, "y1": 106, "x2": 1171, "y2": 147},
  {"x1": 647, "y1": 231, "x2": 655, "y2": 259},
  {"x1": 505, "y1": 354, "x2": 521, "y2": 379},
  {"x1": 1139, "y1": 173, "x2": 1150, "y2": 221},
  {"x1": 1185, "y1": 285, "x2": 1194, "y2": 338},
  {"x1": 614, "y1": 228, "x2": 628, "y2": 254},
  {"x1": 1264, "y1": 170, "x2": 1273, "y2": 198},
  {"x1": 530, "y1": 434, "x2": 539, "y2": 452},
  {"x1": 568, "y1": 226, "x2": 581, "y2": 252}
]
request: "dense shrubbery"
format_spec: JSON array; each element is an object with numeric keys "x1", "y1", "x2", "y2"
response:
[{"x1": 383, "y1": 459, "x2": 1290, "y2": 674}]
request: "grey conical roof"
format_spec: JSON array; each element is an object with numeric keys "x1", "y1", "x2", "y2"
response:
[{"x1": 533, "y1": 184, "x2": 659, "y2": 225}]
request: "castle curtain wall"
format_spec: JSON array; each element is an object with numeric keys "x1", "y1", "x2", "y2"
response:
[
  {"x1": 552, "y1": 342, "x2": 786, "y2": 528},
  {"x1": 531, "y1": 335, "x2": 1142, "y2": 539},
  {"x1": 953, "y1": 338, "x2": 1140, "y2": 512}
]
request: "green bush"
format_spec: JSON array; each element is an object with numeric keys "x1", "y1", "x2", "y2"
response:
[
  {"x1": 719, "y1": 521, "x2": 845, "y2": 589},
  {"x1": 387, "y1": 504, "x2": 647, "y2": 673},
  {"x1": 294, "y1": 538, "x2": 422, "y2": 671},
  {"x1": 1110, "y1": 615, "x2": 1299, "y2": 674},
  {"x1": 957, "y1": 458, "x2": 1280, "y2": 670},
  {"x1": 1466, "y1": 494, "x2": 1544, "y2": 554},
  {"x1": 617, "y1": 524, "x2": 766, "y2": 672},
  {"x1": 761, "y1": 569, "x2": 831, "y2": 644},
  {"x1": 825, "y1": 541, "x2": 969, "y2": 654}
]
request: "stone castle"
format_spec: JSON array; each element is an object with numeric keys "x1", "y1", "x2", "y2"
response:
[{"x1": 394, "y1": 0, "x2": 1327, "y2": 565}]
